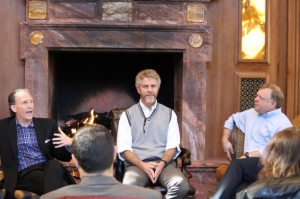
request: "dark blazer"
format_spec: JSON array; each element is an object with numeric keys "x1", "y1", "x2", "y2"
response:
[{"x1": 0, "y1": 117, "x2": 73, "y2": 198}]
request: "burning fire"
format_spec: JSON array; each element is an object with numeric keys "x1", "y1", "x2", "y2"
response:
[
  {"x1": 65, "y1": 109, "x2": 98, "y2": 136},
  {"x1": 70, "y1": 128, "x2": 77, "y2": 135},
  {"x1": 83, "y1": 109, "x2": 96, "y2": 125}
]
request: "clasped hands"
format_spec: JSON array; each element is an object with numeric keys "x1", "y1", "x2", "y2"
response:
[
  {"x1": 141, "y1": 161, "x2": 165, "y2": 184},
  {"x1": 52, "y1": 127, "x2": 73, "y2": 148}
]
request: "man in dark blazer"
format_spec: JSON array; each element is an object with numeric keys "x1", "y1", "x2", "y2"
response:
[
  {"x1": 0, "y1": 89, "x2": 75, "y2": 199},
  {"x1": 40, "y1": 125, "x2": 162, "y2": 199}
]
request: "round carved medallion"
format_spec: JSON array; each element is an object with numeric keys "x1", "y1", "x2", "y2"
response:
[
  {"x1": 189, "y1": 33, "x2": 203, "y2": 48},
  {"x1": 30, "y1": 31, "x2": 44, "y2": 45}
]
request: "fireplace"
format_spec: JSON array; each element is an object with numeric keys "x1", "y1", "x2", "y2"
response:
[
  {"x1": 50, "y1": 51, "x2": 177, "y2": 119},
  {"x1": 20, "y1": 0, "x2": 212, "y2": 162}
]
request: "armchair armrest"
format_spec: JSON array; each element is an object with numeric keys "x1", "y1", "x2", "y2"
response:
[
  {"x1": 231, "y1": 125, "x2": 244, "y2": 159},
  {"x1": 216, "y1": 124, "x2": 244, "y2": 181},
  {"x1": 177, "y1": 147, "x2": 192, "y2": 179}
]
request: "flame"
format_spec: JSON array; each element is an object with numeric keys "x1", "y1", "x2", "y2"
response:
[
  {"x1": 71, "y1": 128, "x2": 77, "y2": 134},
  {"x1": 83, "y1": 109, "x2": 96, "y2": 125}
]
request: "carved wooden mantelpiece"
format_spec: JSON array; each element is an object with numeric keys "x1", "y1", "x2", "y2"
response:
[{"x1": 21, "y1": 0, "x2": 212, "y2": 162}]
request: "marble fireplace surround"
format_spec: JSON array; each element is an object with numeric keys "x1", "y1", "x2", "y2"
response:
[{"x1": 20, "y1": 0, "x2": 213, "y2": 163}]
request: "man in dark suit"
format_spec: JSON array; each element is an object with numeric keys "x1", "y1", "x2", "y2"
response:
[
  {"x1": 0, "y1": 89, "x2": 75, "y2": 199},
  {"x1": 40, "y1": 125, "x2": 162, "y2": 199}
]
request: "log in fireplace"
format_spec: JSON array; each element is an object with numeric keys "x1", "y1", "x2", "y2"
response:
[{"x1": 20, "y1": 0, "x2": 212, "y2": 161}]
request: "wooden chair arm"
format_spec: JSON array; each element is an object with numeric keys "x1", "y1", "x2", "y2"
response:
[{"x1": 177, "y1": 147, "x2": 193, "y2": 179}]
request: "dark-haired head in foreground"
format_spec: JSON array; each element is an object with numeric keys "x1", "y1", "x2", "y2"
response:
[
  {"x1": 40, "y1": 124, "x2": 162, "y2": 199},
  {"x1": 72, "y1": 125, "x2": 115, "y2": 175}
]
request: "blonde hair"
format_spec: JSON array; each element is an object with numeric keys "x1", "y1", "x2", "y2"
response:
[
  {"x1": 135, "y1": 69, "x2": 161, "y2": 88},
  {"x1": 259, "y1": 127, "x2": 300, "y2": 179}
]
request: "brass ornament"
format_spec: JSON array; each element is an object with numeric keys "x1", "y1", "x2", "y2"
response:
[
  {"x1": 28, "y1": 1, "x2": 47, "y2": 20},
  {"x1": 187, "y1": 4, "x2": 205, "y2": 23},
  {"x1": 30, "y1": 31, "x2": 44, "y2": 45},
  {"x1": 189, "y1": 34, "x2": 203, "y2": 48}
]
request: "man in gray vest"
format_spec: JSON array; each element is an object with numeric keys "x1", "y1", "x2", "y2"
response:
[{"x1": 117, "y1": 69, "x2": 189, "y2": 199}]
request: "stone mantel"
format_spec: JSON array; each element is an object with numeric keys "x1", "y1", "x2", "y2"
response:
[
  {"x1": 21, "y1": 0, "x2": 212, "y2": 163},
  {"x1": 25, "y1": 0, "x2": 210, "y2": 25}
]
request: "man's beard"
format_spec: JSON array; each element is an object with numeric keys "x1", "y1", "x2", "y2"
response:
[{"x1": 145, "y1": 95, "x2": 156, "y2": 104}]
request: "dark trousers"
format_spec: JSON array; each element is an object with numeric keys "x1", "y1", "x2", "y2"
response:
[
  {"x1": 211, "y1": 157, "x2": 262, "y2": 199},
  {"x1": 6, "y1": 160, "x2": 74, "y2": 199}
]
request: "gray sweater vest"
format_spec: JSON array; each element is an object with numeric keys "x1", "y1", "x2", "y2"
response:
[{"x1": 125, "y1": 103, "x2": 172, "y2": 161}]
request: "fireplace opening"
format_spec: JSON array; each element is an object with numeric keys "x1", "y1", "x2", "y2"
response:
[{"x1": 49, "y1": 51, "x2": 182, "y2": 128}]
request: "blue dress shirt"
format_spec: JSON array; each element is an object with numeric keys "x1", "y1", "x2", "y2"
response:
[{"x1": 224, "y1": 108, "x2": 292, "y2": 155}]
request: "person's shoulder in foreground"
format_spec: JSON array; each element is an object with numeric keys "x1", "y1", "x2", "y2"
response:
[
  {"x1": 40, "y1": 179, "x2": 162, "y2": 199},
  {"x1": 237, "y1": 127, "x2": 300, "y2": 199},
  {"x1": 40, "y1": 124, "x2": 162, "y2": 199},
  {"x1": 236, "y1": 176, "x2": 300, "y2": 199}
]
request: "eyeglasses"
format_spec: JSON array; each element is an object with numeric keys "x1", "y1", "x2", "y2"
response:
[
  {"x1": 255, "y1": 95, "x2": 273, "y2": 103},
  {"x1": 19, "y1": 100, "x2": 34, "y2": 106}
]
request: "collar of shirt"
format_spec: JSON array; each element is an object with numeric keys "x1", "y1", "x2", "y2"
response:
[
  {"x1": 15, "y1": 118, "x2": 34, "y2": 128},
  {"x1": 139, "y1": 100, "x2": 157, "y2": 118},
  {"x1": 259, "y1": 108, "x2": 282, "y2": 118}
]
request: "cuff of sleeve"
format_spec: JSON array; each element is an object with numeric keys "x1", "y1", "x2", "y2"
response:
[
  {"x1": 166, "y1": 145, "x2": 181, "y2": 159},
  {"x1": 65, "y1": 145, "x2": 72, "y2": 153}
]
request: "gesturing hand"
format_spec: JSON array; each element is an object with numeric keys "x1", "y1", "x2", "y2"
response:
[
  {"x1": 222, "y1": 140, "x2": 234, "y2": 161},
  {"x1": 52, "y1": 127, "x2": 73, "y2": 148}
]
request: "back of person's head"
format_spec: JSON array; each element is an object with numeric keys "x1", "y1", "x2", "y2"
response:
[
  {"x1": 72, "y1": 125, "x2": 114, "y2": 173},
  {"x1": 135, "y1": 69, "x2": 161, "y2": 88},
  {"x1": 258, "y1": 83, "x2": 284, "y2": 109},
  {"x1": 8, "y1": 88, "x2": 31, "y2": 117},
  {"x1": 259, "y1": 127, "x2": 300, "y2": 179}
]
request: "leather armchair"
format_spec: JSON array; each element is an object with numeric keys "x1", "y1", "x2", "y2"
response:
[
  {"x1": 0, "y1": 158, "x2": 40, "y2": 199},
  {"x1": 110, "y1": 108, "x2": 196, "y2": 199},
  {"x1": 236, "y1": 176, "x2": 300, "y2": 199}
]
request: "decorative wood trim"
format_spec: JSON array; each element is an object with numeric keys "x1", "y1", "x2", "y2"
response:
[
  {"x1": 235, "y1": 72, "x2": 269, "y2": 111},
  {"x1": 286, "y1": 0, "x2": 300, "y2": 119}
]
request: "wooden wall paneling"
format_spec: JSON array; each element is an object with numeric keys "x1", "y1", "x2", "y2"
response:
[
  {"x1": 277, "y1": 0, "x2": 288, "y2": 113},
  {"x1": 206, "y1": 0, "x2": 285, "y2": 159},
  {"x1": 286, "y1": 0, "x2": 300, "y2": 119},
  {"x1": 295, "y1": 0, "x2": 300, "y2": 116},
  {"x1": 205, "y1": 0, "x2": 237, "y2": 159},
  {"x1": 205, "y1": 0, "x2": 222, "y2": 159},
  {"x1": 0, "y1": 0, "x2": 26, "y2": 119},
  {"x1": 268, "y1": 0, "x2": 279, "y2": 84}
]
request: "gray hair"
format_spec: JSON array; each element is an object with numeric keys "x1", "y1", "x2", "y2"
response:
[{"x1": 8, "y1": 89, "x2": 31, "y2": 117}]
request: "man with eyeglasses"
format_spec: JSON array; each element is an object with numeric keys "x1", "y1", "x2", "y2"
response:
[
  {"x1": 0, "y1": 89, "x2": 75, "y2": 199},
  {"x1": 117, "y1": 69, "x2": 190, "y2": 199},
  {"x1": 210, "y1": 83, "x2": 293, "y2": 199}
]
